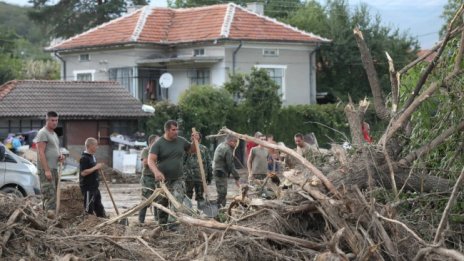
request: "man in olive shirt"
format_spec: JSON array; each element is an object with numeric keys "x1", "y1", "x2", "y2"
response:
[
  {"x1": 213, "y1": 134, "x2": 240, "y2": 207},
  {"x1": 148, "y1": 120, "x2": 194, "y2": 225},
  {"x1": 36, "y1": 111, "x2": 63, "y2": 216},
  {"x1": 138, "y1": 134, "x2": 159, "y2": 223}
]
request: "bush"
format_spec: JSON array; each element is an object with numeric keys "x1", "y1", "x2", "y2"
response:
[{"x1": 178, "y1": 85, "x2": 234, "y2": 137}]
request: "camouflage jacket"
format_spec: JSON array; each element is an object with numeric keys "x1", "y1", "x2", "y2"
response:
[{"x1": 183, "y1": 144, "x2": 213, "y2": 182}]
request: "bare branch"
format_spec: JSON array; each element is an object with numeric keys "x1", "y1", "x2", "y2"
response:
[
  {"x1": 386, "y1": 52, "x2": 399, "y2": 112},
  {"x1": 219, "y1": 128, "x2": 340, "y2": 197},
  {"x1": 381, "y1": 70, "x2": 462, "y2": 145},
  {"x1": 433, "y1": 167, "x2": 464, "y2": 244},
  {"x1": 375, "y1": 212, "x2": 428, "y2": 246},
  {"x1": 353, "y1": 27, "x2": 390, "y2": 121},
  {"x1": 401, "y1": 5, "x2": 464, "y2": 111}
]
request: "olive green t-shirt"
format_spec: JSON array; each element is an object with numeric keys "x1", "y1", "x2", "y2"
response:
[
  {"x1": 36, "y1": 126, "x2": 60, "y2": 170},
  {"x1": 150, "y1": 136, "x2": 191, "y2": 181},
  {"x1": 140, "y1": 147, "x2": 154, "y2": 178}
]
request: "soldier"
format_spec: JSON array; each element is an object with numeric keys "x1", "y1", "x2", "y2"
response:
[
  {"x1": 213, "y1": 134, "x2": 241, "y2": 207},
  {"x1": 148, "y1": 120, "x2": 194, "y2": 226},
  {"x1": 183, "y1": 132, "x2": 213, "y2": 208},
  {"x1": 138, "y1": 134, "x2": 159, "y2": 224},
  {"x1": 36, "y1": 111, "x2": 64, "y2": 218}
]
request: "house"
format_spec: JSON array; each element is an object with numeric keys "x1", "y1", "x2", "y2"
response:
[
  {"x1": 0, "y1": 80, "x2": 152, "y2": 164},
  {"x1": 46, "y1": 3, "x2": 330, "y2": 105}
]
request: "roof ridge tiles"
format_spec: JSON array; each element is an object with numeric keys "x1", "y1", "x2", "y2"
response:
[
  {"x1": 131, "y1": 6, "x2": 153, "y2": 42},
  {"x1": 174, "y1": 3, "x2": 229, "y2": 12},
  {"x1": 220, "y1": 3, "x2": 236, "y2": 38}
]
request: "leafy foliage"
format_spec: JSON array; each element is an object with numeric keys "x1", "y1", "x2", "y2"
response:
[
  {"x1": 144, "y1": 100, "x2": 180, "y2": 136},
  {"x1": 28, "y1": 0, "x2": 150, "y2": 39},
  {"x1": 178, "y1": 85, "x2": 234, "y2": 137},
  {"x1": 224, "y1": 68, "x2": 282, "y2": 134},
  {"x1": 286, "y1": 0, "x2": 419, "y2": 102}
]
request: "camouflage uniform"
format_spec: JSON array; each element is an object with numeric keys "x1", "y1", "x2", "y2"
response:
[
  {"x1": 213, "y1": 142, "x2": 240, "y2": 207},
  {"x1": 183, "y1": 144, "x2": 212, "y2": 201},
  {"x1": 156, "y1": 179, "x2": 185, "y2": 224},
  {"x1": 138, "y1": 147, "x2": 158, "y2": 223},
  {"x1": 38, "y1": 169, "x2": 59, "y2": 210}
]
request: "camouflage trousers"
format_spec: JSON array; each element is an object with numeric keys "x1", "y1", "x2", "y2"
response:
[
  {"x1": 38, "y1": 169, "x2": 59, "y2": 211},
  {"x1": 138, "y1": 175, "x2": 158, "y2": 223},
  {"x1": 215, "y1": 175, "x2": 228, "y2": 207},
  {"x1": 156, "y1": 179, "x2": 185, "y2": 225},
  {"x1": 185, "y1": 179, "x2": 204, "y2": 201}
]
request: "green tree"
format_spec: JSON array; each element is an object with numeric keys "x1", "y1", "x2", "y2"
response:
[
  {"x1": 21, "y1": 59, "x2": 60, "y2": 80},
  {"x1": 28, "y1": 0, "x2": 150, "y2": 39},
  {"x1": 178, "y1": 85, "x2": 234, "y2": 136},
  {"x1": 224, "y1": 68, "x2": 282, "y2": 133},
  {"x1": 144, "y1": 101, "x2": 180, "y2": 136},
  {"x1": 287, "y1": 0, "x2": 419, "y2": 102}
]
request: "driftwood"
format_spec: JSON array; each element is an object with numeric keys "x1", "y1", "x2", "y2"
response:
[
  {"x1": 151, "y1": 201, "x2": 325, "y2": 251},
  {"x1": 219, "y1": 128, "x2": 340, "y2": 197}
]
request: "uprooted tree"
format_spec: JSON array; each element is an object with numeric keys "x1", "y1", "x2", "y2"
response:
[{"x1": 1, "y1": 4, "x2": 463, "y2": 261}]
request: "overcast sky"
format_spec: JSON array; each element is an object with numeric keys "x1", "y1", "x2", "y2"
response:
[{"x1": 2, "y1": 0, "x2": 447, "y2": 49}]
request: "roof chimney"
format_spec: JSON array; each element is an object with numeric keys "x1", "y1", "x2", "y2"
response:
[{"x1": 246, "y1": 2, "x2": 264, "y2": 16}]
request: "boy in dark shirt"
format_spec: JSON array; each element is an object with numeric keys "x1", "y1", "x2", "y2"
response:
[{"x1": 79, "y1": 137, "x2": 105, "y2": 217}]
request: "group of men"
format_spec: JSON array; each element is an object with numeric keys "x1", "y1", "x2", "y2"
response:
[
  {"x1": 139, "y1": 120, "x2": 240, "y2": 224},
  {"x1": 37, "y1": 112, "x2": 241, "y2": 224},
  {"x1": 36, "y1": 111, "x2": 321, "y2": 226}
]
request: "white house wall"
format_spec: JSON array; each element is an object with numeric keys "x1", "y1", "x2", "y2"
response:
[
  {"x1": 223, "y1": 43, "x2": 317, "y2": 105},
  {"x1": 59, "y1": 43, "x2": 317, "y2": 105}
]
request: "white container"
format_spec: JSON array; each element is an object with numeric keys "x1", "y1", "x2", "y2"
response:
[
  {"x1": 112, "y1": 150, "x2": 126, "y2": 172},
  {"x1": 122, "y1": 154, "x2": 137, "y2": 175}
]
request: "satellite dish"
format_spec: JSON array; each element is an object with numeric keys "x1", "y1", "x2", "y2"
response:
[{"x1": 159, "y1": 73, "x2": 173, "y2": 88}]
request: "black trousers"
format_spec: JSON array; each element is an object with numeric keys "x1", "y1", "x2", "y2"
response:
[{"x1": 81, "y1": 188, "x2": 106, "y2": 218}]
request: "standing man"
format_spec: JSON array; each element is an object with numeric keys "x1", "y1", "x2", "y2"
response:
[
  {"x1": 148, "y1": 120, "x2": 194, "y2": 225},
  {"x1": 138, "y1": 134, "x2": 159, "y2": 224},
  {"x1": 183, "y1": 132, "x2": 213, "y2": 207},
  {"x1": 36, "y1": 111, "x2": 63, "y2": 217},
  {"x1": 79, "y1": 138, "x2": 106, "y2": 217},
  {"x1": 247, "y1": 134, "x2": 269, "y2": 181},
  {"x1": 294, "y1": 133, "x2": 317, "y2": 160},
  {"x1": 213, "y1": 134, "x2": 240, "y2": 207}
]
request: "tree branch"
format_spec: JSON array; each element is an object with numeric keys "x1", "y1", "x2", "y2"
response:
[
  {"x1": 219, "y1": 128, "x2": 340, "y2": 197},
  {"x1": 353, "y1": 27, "x2": 391, "y2": 121},
  {"x1": 381, "y1": 70, "x2": 462, "y2": 145},
  {"x1": 386, "y1": 52, "x2": 399, "y2": 112},
  {"x1": 401, "y1": 5, "x2": 464, "y2": 111},
  {"x1": 433, "y1": 167, "x2": 464, "y2": 244},
  {"x1": 400, "y1": 120, "x2": 464, "y2": 165}
]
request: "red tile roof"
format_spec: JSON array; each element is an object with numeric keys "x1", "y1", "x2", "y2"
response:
[
  {"x1": 0, "y1": 80, "x2": 151, "y2": 119},
  {"x1": 417, "y1": 49, "x2": 437, "y2": 63},
  {"x1": 48, "y1": 4, "x2": 329, "y2": 51}
]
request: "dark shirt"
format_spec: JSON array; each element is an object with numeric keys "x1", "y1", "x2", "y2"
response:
[
  {"x1": 79, "y1": 152, "x2": 99, "y2": 190},
  {"x1": 150, "y1": 136, "x2": 191, "y2": 181}
]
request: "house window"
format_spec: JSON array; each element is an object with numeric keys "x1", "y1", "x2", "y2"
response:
[
  {"x1": 109, "y1": 67, "x2": 135, "y2": 97},
  {"x1": 262, "y1": 49, "x2": 279, "y2": 57},
  {"x1": 79, "y1": 54, "x2": 90, "y2": 61},
  {"x1": 255, "y1": 65, "x2": 287, "y2": 99},
  {"x1": 73, "y1": 70, "x2": 95, "y2": 81},
  {"x1": 189, "y1": 69, "x2": 210, "y2": 86},
  {"x1": 194, "y1": 48, "x2": 205, "y2": 56}
]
